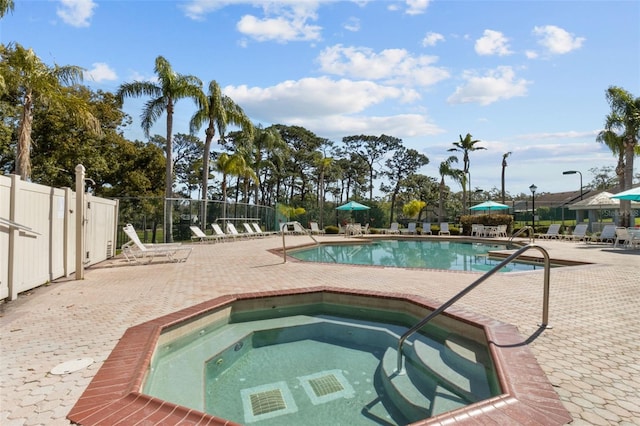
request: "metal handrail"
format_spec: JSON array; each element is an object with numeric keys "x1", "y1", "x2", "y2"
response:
[
  {"x1": 281, "y1": 221, "x2": 319, "y2": 263},
  {"x1": 0, "y1": 217, "x2": 41, "y2": 236},
  {"x1": 509, "y1": 225, "x2": 534, "y2": 243},
  {"x1": 396, "y1": 243, "x2": 551, "y2": 374}
]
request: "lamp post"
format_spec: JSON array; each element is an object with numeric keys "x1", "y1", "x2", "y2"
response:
[
  {"x1": 529, "y1": 184, "x2": 537, "y2": 234},
  {"x1": 562, "y1": 170, "x2": 583, "y2": 200}
]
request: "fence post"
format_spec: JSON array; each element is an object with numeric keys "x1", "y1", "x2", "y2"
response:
[{"x1": 75, "y1": 165, "x2": 85, "y2": 280}]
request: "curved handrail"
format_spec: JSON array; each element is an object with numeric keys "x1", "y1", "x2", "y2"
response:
[
  {"x1": 396, "y1": 243, "x2": 551, "y2": 374},
  {"x1": 280, "y1": 221, "x2": 319, "y2": 263},
  {"x1": 509, "y1": 225, "x2": 534, "y2": 243}
]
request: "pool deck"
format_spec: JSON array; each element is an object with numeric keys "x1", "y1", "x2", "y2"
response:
[{"x1": 1, "y1": 234, "x2": 639, "y2": 425}]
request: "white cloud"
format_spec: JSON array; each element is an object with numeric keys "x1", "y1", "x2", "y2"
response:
[
  {"x1": 84, "y1": 62, "x2": 117, "y2": 83},
  {"x1": 405, "y1": 0, "x2": 431, "y2": 15},
  {"x1": 237, "y1": 14, "x2": 321, "y2": 42},
  {"x1": 56, "y1": 0, "x2": 97, "y2": 28},
  {"x1": 422, "y1": 31, "x2": 445, "y2": 47},
  {"x1": 343, "y1": 17, "x2": 360, "y2": 32},
  {"x1": 475, "y1": 30, "x2": 512, "y2": 56},
  {"x1": 317, "y1": 44, "x2": 449, "y2": 87},
  {"x1": 447, "y1": 66, "x2": 530, "y2": 105},
  {"x1": 533, "y1": 25, "x2": 585, "y2": 55},
  {"x1": 222, "y1": 76, "x2": 444, "y2": 138}
]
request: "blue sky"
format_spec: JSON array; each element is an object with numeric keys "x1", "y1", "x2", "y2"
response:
[{"x1": 2, "y1": 0, "x2": 639, "y2": 197}]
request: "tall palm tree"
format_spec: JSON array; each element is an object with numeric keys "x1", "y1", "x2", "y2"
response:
[
  {"x1": 215, "y1": 152, "x2": 248, "y2": 220},
  {"x1": 447, "y1": 133, "x2": 485, "y2": 212},
  {"x1": 438, "y1": 156, "x2": 459, "y2": 222},
  {"x1": 603, "y1": 86, "x2": 640, "y2": 227},
  {"x1": 117, "y1": 56, "x2": 203, "y2": 241},
  {"x1": 0, "y1": 0, "x2": 14, "y2": 17},
  {"x1": 189, "y1": 80, "x2": 254, "y2": 228},
  {"x1": 501, "y1": 151, "x2": 512, "y2": 204},
  {"x1": 1, "y1": 43, "x2": 100, "y2": 180},
  {"x1": 596, "y1": 129, "x2": 625, "y2": 191}
]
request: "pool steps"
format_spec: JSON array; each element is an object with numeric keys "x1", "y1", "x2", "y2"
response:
[{"x1": 146, "y1": 315, "x2": 493, "y2": 420}]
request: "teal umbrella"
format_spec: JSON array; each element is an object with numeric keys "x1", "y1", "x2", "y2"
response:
[
  {"x1": 610, "y1": 187, "x2": 640, "y2": 201},
  {"x1": 470, "y1": 201, "x2": 510, "y2": 212},
  {"x1": 336, "y1": 201, "x2": 370, "y2": 211}
]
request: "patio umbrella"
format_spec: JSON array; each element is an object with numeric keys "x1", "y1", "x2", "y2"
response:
[
  {"x1": 336, "y1": 201, "x2": 370, "y2": 211},
  {"x1": 469, "y1": 200, "x2": 510, "y2": 212},
  {"x1": 610, "y1": 187, "x2": 640, "y2": 201}
]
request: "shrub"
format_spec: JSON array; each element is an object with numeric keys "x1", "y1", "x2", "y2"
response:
[{"x1": 325, "y1": 225, "x2": 339, "y2": 234}]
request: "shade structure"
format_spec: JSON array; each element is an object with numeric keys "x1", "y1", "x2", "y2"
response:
[
  {"x1": 610, "y1": 187, "x2": 640, "y2": 201},
  {"x1": 469, "y1": 201, "x2": 510, "y2": 211},
  {"x1": 336, "y1": 201, "x2": 370, "y2": 211}
]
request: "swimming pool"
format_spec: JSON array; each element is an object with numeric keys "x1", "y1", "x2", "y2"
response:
[{"x1": 288, "y1": 240, "x2": 544, "y2": 272}]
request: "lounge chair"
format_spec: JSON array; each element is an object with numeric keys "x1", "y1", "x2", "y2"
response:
[
  {"x1": 227, "y1": 222, "x2": 249, "y2": 239},
  {"x1": 252, "y1": 223, "x2": 276, "y2": 236},
  {"x1": 439, "y1": 222, "x2": 451, "y2": 235},
  {"x1": 122, "y1": 223, "x2": 192, "y2": 263},
  {"x1": 211, "y1": 223, "x2": 236, "y2": 241},
  {"x1": 189, "y1": 226, "x2": 220, "y2": 243},
  {"x1": 563, "y1": 223, "x2": 589, "y2": 242},
  {"x1": 241, "y1": 222, "x2": 261, "y2": 238},
  {"x1": 535, "y1": 224, "x2": 561, "y2": 239},
  {"x1": 310, "y1": 221, "x2": 325, "y2": 235},
  {"x1": 588, "y1": 224, "x2": 617, "y2": 244},
  {"x1": 401, "y1": 222, "x2": 417, "y2": 235},
  {"x1": 422, "y1": 222, "x2": 432, "y2": 235},
  {"x1": 362, "y1": 223, "x2": 370, "y2": 234},
  {"x1": 387, "y1": 222, "x2": 400, "y2": 234}
]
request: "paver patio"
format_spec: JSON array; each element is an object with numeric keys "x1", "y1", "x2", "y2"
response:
[{"x1": 1, "y1": 235, "x2": 639, "y2": 425}]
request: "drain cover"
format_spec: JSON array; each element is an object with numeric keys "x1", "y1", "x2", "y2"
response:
[
  {"x1": 309, "y1": 374, "x2": 344, "y2": 397},
  {"x1": 50, "y1": 358, "x2": 94, "y2": 375},
  {"x1": 250, "y1": 389, "x2": 286, "y2": 416}
]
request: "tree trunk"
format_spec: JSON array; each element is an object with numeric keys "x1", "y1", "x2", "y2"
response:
[
  {"x1": 16, "y1": 91, "x2": 33, "y2": 180},
  {"x1": 165, "y1": 100, "x2": 174, "y2": 242},
  {"x1": 200, "y1": 123, "x2": 215, "y2": 230}
]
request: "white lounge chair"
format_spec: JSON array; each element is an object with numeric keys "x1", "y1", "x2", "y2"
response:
[
  {"x1": 227, "y1": 222, "x2": 249, "y2": 239},
  {"x1": 189, "y1": 226, "x2": 220, "y2": 243},
  {"x1": 588, "y1": 224, "x2": 617, "y2": 244},
  {"x1": 211, "y1": 223, "x2": 236, "y2": 241},
  {"x1": 310, "y1": 221, "x2": 325, "y2": 234},
  {"x1": 422, "y1": 222, "x2": 432, "y2": 235},
  {"x1": 387, "y1": 222, "x2": 400, "y2": 234},
  {"x1": 536, "y1": 224, "x2": 561, "y2": 239},
  {"x1": 242, "y1": 222, "x2": 262, "y2": 238},
  {"x1": 563, "y1": 223, "x2": 589, "y2": 242},
  {"x1": 401, "y1": 222, "x2": 417, "y2": 235},
  {"x1": 439, "y1": 222, "x2": 451, "y2": 235},
  {"x1": 122, "y1": 224, "x2": 192, "y2": 263}
]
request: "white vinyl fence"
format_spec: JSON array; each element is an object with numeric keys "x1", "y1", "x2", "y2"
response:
[{"x1": 0, "y1": 174, "x2": 118, "y2": 301}]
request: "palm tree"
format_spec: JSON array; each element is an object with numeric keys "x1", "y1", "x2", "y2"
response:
[
  {"x1": 596, "y1": 130, "x2": 625, "y2": 191},
  {"x1": 501, "y1": 152, "x2": 512, "y2": 204},
  {"x1": 438, "y1": 156, "x2": 459, "y2": 222},
  {"x1": 189, "y1": 80, "x2": 254, "y2": 229},
  {"x1": 1, "y1": 43, "x2": 100, "y2": 180},
  {"x1": 603, "y1": 86, "x2": 640, "y2": 227},
  {"x1": 447, "y1": 133, "x2": 486, "y2": 212},
  {"x1": 117, "y1": 56, "x2": 203, "y2": 241},
  {"x1": 0, "y1": 0, "x2": 15, "y2": 17},
  {"x1": 215, "y1": 152, "x2": 248, "y2": 220}
]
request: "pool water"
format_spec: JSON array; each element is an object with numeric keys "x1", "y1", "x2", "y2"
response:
[
  {"x1": 289, "y1": 240, "x2": 544, "y2": 272},
  {"x1": 144, "y1": 304, "x2": 499, "y2": 425}
]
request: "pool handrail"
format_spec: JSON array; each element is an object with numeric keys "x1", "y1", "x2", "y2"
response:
[
  {"x1": 509, "y1": 225, "x2": 534, "y2": 243},
  {"x1": 396, "y1": 243, "x2": 551, "y2": 374},
  {"x1": 281, "y1": 221, "x2": 319, "y2": 263}
]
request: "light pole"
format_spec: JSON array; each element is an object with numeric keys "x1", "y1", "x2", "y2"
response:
[
  {"x1": 562, "y1": 170, "x2": 583, "y2": 200},
  {"x1": 529, "y1": 184, "x2": 537, "y2": 234}
]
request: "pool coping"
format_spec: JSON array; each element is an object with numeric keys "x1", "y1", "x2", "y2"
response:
[{"x1": 67, "y1": 287, "x2": 571, "y2": 425}]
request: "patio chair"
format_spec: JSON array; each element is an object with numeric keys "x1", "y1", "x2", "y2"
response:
[
  {"x1": 310, "y1": 221, "x2": 325, "y2": 234},
  {"x1": 422, "y1": 222, "x2": 432, "y2": 235},
  {"x1": 491, "y1": 224, "x2": 508, "y2": 238},
  {"x1": 189, "y1": 226, "x2": 220, "y2": 243},
  {"x1": 122, "y1": 224, "x2": 192, "y2": 263},
  {"x1": 401, "y1": 222, "x2": 417, "y2": 235},
  {"x1": 362, "y1": 223, "x2": 370, "y2": 234},
  {"x1": 242, "y1": 222, "x2": 262, "y2": 238},
  {"x1": 471, "y1": 224, "x2": 485, "y2": 237},
  {"x1": 387, "y1": 222, "x2": 400, "y2": 234},
  {"x1": 211, "y1": 223, "x2": 237, "y2": 241},
  {"x1": 535, "y1": 224, "x2": 561, "y2": 239},
  {"x1": 439, "y1": 222, "x2": 451, "y2": 235},
  {"x1": 563, "y1": 223, "x2": 589, "y2": 242},
  {"x1": 252, "y1": 223, "x2": 272, "y2": 236},
  {"x1": 588, "y1": 224, "x2": 617, "y2": 244}
]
